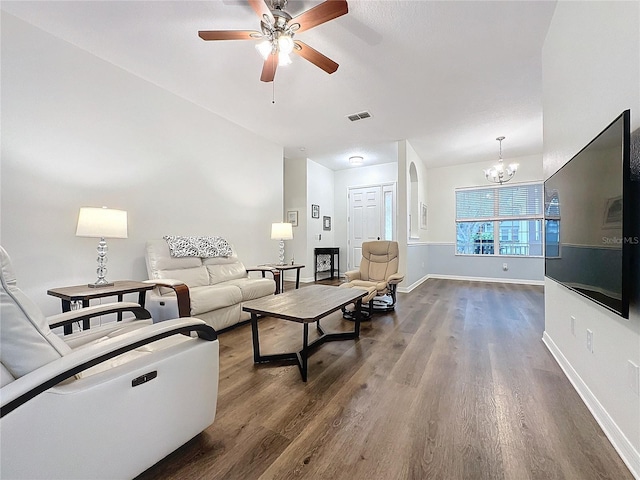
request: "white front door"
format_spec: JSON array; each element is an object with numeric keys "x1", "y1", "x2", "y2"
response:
[{"x1": 348, "y1": 183, "x2": 396, "y2": 270}]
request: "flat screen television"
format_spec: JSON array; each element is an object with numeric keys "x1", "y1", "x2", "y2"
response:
[{"x1": 544, "y1": 110, "x2": 631, "y2": 319}]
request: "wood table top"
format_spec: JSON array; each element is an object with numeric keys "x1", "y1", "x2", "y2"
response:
[
  {"x1": 47, "y1": 280, "x2": 154, "y2": 300},
  {"x1": 242, "y1": 285, "x2": 365, "y2": 323}
]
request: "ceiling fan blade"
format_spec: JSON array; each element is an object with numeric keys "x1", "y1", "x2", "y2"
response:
[
  {"x1": 293, "y1": 41, "x2": 339, "y2": 74},
  {"x1": 198, "y1": 30, "x2": 261, "y2": 41},
  {"x1": 291, "y1": 0, "x2": 348, "y2": 34},
  {"x1": 260, "y1": 54, "x2": 278, "y2": 82},
  {"x1": 248, "y1": 0, "x2": 274, "y2": 24}
]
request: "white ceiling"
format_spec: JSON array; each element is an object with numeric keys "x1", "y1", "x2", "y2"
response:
[{"x1": 1, "y1": 0, "x2": 557, "y2": 171}]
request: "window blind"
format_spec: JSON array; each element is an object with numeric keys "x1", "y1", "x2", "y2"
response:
[{"x1": 456, "y1": 183, "x2": 543, "y2": 221}]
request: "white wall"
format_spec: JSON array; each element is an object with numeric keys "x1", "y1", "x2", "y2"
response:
[
  {"x1": 284, "y1": 157, "x2": 307, "y2": 271},
  {"x1": 542, "y1": 1, "x2": 640, "y2": 475},
  {"x1": 425, "y1": 154, "x2": 544, "y2": 283},
  {"x1": 1, "y1": 14, "x2": 284, "y2": 315},
  {"x1": 304, "y1": 159, "x2": 335, "y2": 281}
]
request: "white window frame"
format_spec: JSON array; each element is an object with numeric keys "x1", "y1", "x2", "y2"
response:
[{"x1": 455, "y1": 181, "x2": 544, "y2": 258}]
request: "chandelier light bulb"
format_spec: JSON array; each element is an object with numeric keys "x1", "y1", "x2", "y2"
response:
[
  {"x1": 278, "y1": 53, "x2": 292, "y2": 66},
  {"x1": 256, "y1": 40, "x2": 273, "y2": 60},
  {"x1": 277, "y1": 34, "x2": 294, "y2": 55}
]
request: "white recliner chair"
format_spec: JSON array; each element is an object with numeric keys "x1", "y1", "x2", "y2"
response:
[{"x1": 0, "y1": 245, "x2": 219, "y2": 480}]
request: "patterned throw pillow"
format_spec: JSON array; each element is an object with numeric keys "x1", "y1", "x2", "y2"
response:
[{"x1": 163, "y1": 235, "x2": 233, "y2": 258}]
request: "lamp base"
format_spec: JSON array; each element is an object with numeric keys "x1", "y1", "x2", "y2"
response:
[{"x1": 88, "y1": 282, "x2": 114, "y2": 288}]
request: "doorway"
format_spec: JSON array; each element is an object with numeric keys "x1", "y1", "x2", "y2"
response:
[{"x1": 347, "y1": 183, "x2": 396, "y2": 270}]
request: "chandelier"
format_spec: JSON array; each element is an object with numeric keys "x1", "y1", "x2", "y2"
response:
[{"x1": 485, "y1": 136, "x2": 518, "y2": 184}]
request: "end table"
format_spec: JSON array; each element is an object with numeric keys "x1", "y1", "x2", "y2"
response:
[{"x1": 47, "y1": 281, "x2": 155, "y2": 334}]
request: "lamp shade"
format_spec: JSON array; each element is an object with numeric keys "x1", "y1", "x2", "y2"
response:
[
  {"x1": 271, "y1": 222, "x2": 293, "y2": 240},
  {"x1": 76, "y1": 207, "x2": 128, "y2": 238}
]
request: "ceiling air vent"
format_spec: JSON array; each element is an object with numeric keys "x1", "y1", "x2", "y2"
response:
[{"x1": 346, "y1": 111, "x2": 372, "y2": 122}]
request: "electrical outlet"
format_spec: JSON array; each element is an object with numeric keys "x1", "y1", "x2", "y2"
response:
[
  {"x1": 586, "y1": 329, "x2": 593, "y2": 353},
  {"x1": 502, "y1": 263, "x2": 508, "y2": 271},
  {"x1": 570, "y1": 315, "x2": 576, "y2": 336},
  {"x1": 628, "y1": 361, "x2": 640, "y2": 395}
]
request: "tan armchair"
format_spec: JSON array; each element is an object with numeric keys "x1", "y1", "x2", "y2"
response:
[{"x1": 341, "y1": 241, "x2": 404, "y2": 317}]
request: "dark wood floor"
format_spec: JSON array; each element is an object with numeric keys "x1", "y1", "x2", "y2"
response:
[{"x1": 137, "y1": 279, "x2": 632, "y2": 480}]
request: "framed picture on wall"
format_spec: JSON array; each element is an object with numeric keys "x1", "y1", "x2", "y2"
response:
[
  {"x1": 323, "y1": 216, "x2": 331, "y2": 231},
  {"x1": 311, "y1": 204, "x2": 320, "y2": 219},
  {"x1": 420, "y1": 202, "x2": 428, "y2": 229},
  {"x1": 287, "y1": 210, "x2": 298, "y2": 227}
]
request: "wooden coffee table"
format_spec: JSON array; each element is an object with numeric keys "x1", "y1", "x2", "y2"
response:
[{"x1": 242, "y1": 285, "x2": 366, "y2": 381}]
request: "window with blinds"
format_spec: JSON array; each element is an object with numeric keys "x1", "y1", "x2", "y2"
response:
[{"x1": 455, "y1": 183, "x2": 544, "y2": 256}]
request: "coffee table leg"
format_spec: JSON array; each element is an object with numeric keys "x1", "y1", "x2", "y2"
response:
[
  {"x1": 354, "y1": 298, "x2": 362, "y2": 337},
  {"x1": 251, "y1": 313, "x2": 261, "y2": 363},
  {"x1": 301, "y1": 323, "x2": 309, "y2": 382}
]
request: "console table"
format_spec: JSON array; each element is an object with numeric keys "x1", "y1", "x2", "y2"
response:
[{"x1": 314, "y1": 247, "x2": 339, "y2": 281}]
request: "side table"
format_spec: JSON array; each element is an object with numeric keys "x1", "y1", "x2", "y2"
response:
[
  {"x1": 47, "y1": 281, "x2": 155, "y2": 335},
  {"x1": 258, "y1": 264, "x2": 305, "y2": 293}
]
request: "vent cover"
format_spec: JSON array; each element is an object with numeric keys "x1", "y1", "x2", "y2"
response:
[{"x1": 346, "y1": 111, "x2": 372, "y2": 122}]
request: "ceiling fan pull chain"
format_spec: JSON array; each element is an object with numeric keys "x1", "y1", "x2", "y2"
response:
[{"x1": 272, "y1": 78, "x2": 276, "y2": 104}]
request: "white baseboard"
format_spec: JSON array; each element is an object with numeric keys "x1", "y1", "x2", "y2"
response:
[
  {"x1": 543, "y1": 332, "x2": 640, "y2": 479},
  {"x1": 397, "y1": 275, "x2": 430, "y2": 293}
]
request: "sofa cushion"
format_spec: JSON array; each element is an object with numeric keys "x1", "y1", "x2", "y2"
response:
[
  {"x1": 156, "y1": 266, "x2": 210, "y2": 289},
  {"x1": 146, "y1": 239, "x2": 202, "y2": 273},
  {"x1": 0, "y1": 246, "x2": 72, "y2": 379},
  {"x1": 1, "y1": 362, "x2": 15, "y2": 387},
  {"x1": 224, "y1": 278, "x2": 275, "y2": 301},
  {"x1": 189, "y1": 285, "x2": 242, "y2": 316},
  {"x1": 205, "y1": 263, "x2": 247, "y2": 284}
]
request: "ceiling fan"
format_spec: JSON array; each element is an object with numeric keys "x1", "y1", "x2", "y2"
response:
[{"x1": 198, "y1": 0, "x2": 348, "y2": 82}]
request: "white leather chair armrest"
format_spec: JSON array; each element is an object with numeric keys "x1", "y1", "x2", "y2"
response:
[
  {"x1": 344, "y1": 270, "x2": 362, "y2": 282},
  {"x1": 387, "y1": 273, "x2": 405, "y2": 285},
  {"x1": 1, "y1": 318, "x2": 216, "y2": 417},
  {"x1": 47, "y1": 302, "x2": 151, "y2": 330},
  {"x1": 143, "y1": 279, "x2": 191, "y2": 317}
]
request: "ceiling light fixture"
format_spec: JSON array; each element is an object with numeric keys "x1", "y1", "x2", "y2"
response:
[
  {"x1": 484, "y1": 136, "x2": 518, "y2": 184},
  {"x1": 349, "y1": 155, "x2": 364, "y2": 166},
  {"x1": 254, "y1": 2, "x2": 296, "y2": 66}
]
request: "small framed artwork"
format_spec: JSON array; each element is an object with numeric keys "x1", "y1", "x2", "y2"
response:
[
  {"x1": 420, "y1": 202, "x2": 428, "y2": 229},
  {"x1": 287, "y1": 210, "x2": 298, "y2": 227},
  {"x1": 311, "y1": 204, "x2": 320, "y2": 219},
  {"x1": 323, "y1": 216, "x2": 331, "y2": 231}
]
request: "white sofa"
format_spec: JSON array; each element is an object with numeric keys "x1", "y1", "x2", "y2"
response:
[{"x1": 145, "y1": 238, "x2": 278, "y2": 332}]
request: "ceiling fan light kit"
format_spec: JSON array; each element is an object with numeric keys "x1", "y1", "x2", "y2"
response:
[
  {"x1": 198, "y1": 0, "x2": 348, "y2": 82},
  {"x1": 484, "y1": 136, "x2": 519, "y2": 184}
]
